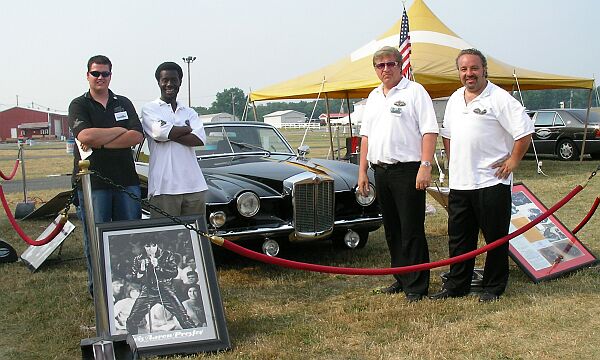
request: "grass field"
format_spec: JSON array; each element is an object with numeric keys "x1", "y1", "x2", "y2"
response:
[{"x1": 1, "y1": 137, "x2": 600, "y2": 359}]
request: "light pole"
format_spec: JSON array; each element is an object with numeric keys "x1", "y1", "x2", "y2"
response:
[{"x1": 182, "y1": 56, "x2": 196, "y2": 107}]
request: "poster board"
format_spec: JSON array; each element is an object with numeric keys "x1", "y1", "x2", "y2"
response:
[{"x1": 509, "y1": 183, "x2": 598, "y2": 283}]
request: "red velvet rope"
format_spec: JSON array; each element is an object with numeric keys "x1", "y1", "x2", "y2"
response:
[
  {"x1": 0, "y1": 159, "x2": 20, "y2": 180},
  {"x1": 220, "y1": 185, "x2": 583, "y2": 275},
  {"x1": 0, "y1": 185, "x2": 66, "y2": 246},
  {"x1": 572, "y1": 197, "x2": 600, "y2": 234}
]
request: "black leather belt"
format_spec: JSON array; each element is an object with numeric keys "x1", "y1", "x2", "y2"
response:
[
  {"x1": 371, "y1": 162, "x2": 399, "y2": 170},
  {"x1": 371, "y1": 161, "x2": 419, "y2": 170}
]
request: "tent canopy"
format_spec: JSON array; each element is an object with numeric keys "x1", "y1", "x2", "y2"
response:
[{"x1": 250, "y1": 0, "x2": 594, "y2": 102}]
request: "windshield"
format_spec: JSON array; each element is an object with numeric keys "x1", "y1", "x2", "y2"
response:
[{"x1": 195, "y1": 125, "x2": 294, "y2": 156}]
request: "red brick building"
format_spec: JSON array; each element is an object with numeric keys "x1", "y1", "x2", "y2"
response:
[{"x1": 0, "y1": 107, "x2": 70, "y2": 141}]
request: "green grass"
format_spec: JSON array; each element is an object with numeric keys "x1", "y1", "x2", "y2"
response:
[{"x1": 1, "y1": 139, "x2": 600, "y2": 359}]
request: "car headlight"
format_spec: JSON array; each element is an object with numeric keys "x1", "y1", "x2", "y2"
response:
[
  {"x1": 209, "y1": 211, "x2": 226, "y2": 228},
  {"x1": 355, "y1": 184, "x2": 376, "y2": 206},
  {"x1": 236, "y1": 191, "x2": 260, "y2": 217}
]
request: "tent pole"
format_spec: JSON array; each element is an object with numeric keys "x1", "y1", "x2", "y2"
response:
[
  {"x1": 241, "y1": 92, "x2": 251, "y2": 121},
  {"x1": 346, "y1": 92, "x2": 353, "y2": 137},
  {"x1": 325, "y1": 94, "x2": 335, "y2": 160},
  {"x1": 579, "y1": 87, "x2": 594, "y2": 162},
  {"x1": 251, "y1": 101, "x2": 259, "y2": 122}
]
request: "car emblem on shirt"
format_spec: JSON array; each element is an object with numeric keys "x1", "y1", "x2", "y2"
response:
[
  {"x1": 473, "y1": 108, "x2": 487, "y2": 115},
  {"x1": 394, "y1": 100, "x2": 406, "y2": 107}
]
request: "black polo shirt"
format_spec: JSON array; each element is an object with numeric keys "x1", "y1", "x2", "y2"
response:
[{"x1": 68, "y1": 90, "x2": 143, "y2": 189}]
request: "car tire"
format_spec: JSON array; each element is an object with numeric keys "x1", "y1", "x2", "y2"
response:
[{"x1": 556, "y1": 139, "x2": 578, "y2": 161}]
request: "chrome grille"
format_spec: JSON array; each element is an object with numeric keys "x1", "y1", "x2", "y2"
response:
[{"x1": 293, "y1": 178, "x2": 334, "y2": 237}]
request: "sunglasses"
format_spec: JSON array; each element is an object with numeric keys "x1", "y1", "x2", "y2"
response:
[
  {"x1": 374, "y1": 61, "x2": 399, "y2": 70},
  {"x1": 89, "y1": 71, "x2": 112, "y2": 78}
]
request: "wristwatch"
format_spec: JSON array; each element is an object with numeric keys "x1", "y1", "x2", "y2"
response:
[{"x1": 420, "y1": 161, "x2": 431, "y2": 167}]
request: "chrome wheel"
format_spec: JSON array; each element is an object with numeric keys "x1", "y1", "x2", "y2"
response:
[{"x1": 557, "y1": 139, "x2": 577, "y2": 161}]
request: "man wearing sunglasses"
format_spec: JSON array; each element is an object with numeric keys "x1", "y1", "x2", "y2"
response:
[
  {"x1": 141, "y1": 62, "x2": 207, "y2": 219},
  {"x1": 68, "y1": 55, "x2": 144, "y2": 297},
  {"x1": 358, "y1": 46, "x2": 438, "y2": 302}
]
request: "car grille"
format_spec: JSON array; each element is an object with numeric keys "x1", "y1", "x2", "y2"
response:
[{"x1": 293, "y1": 178, "x2": 334, "y2": 237}]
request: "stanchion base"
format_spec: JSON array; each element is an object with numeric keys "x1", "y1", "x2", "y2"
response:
[
  {"x1": 81, "y1": 334, "x2": 132, "y2": 360},
  {"x1": 0, "y1": 239, "x2": 18, "y2": 263},
  {"x1": 441, "y1": 268, "x2": 484, "y2": 295},
  {"x1": 14, "y1": 202, "x2": 36, "y2": 219}
]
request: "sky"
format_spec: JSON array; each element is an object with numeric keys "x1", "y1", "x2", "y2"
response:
[{"x1": 0, "y1": 0, "x2": 598, "y2": 113}]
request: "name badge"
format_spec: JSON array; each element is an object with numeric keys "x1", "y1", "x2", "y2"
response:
[
  {"x1": 390, "y1": 106, "x2": 402, "y2": 114},
  {"x1": 115, "y1": 111, "x2": 129, "y2": 121}
]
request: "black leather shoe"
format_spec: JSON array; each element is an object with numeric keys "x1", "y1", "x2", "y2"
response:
[
  {"x1": 478, "y1": 292, "x2": 500, "y2": 302},
  {"x1": 373, "y1": 281, "x2": 402, "y2": 294},
  {"x1": 428, "y1": 288, "x2": 466, "y2": 300},
  {"x1": 406, "y1": 293, "x2": 424, "y2": 303}
]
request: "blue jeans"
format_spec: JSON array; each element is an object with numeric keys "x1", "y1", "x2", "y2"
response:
[{"x1": 77, "y1": 186, "x2": 142, "y2": 295}]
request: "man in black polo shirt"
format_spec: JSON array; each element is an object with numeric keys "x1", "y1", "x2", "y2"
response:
[{"x1": 68, "y1": 55, "x2": 144, "y2": 296}]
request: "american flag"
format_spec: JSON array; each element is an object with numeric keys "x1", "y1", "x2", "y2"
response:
[{"x1": 399, "y1": 6, "x2": 412, "y2": 79}]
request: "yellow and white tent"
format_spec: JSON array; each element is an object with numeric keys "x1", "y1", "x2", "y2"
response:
[{"x1": 250, "y1": 0, "x2": 593, "y2": 102}]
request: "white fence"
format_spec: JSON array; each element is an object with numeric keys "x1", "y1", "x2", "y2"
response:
[{"x1": 281, "y1": 122, "x2": 321, "y2": 129}]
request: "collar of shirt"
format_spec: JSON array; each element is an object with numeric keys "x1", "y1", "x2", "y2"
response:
[
  {"x1": 84, "y1": 89, "x2": 118, "y2": 105},
  {"x1": 374, "y1": 77, "x2": 410, "y2": 96},
  {"x1": 155, "y1": 97, "x2": 185, "y2": 111},
  {"x1": 463, "y1": 80, "x2": 493, "y2": 104}
]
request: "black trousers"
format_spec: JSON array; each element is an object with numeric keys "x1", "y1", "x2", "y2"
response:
[
  {"x1": 445, "y1": 183, "x2": 511, "y2": 296},
  {"x1": 374, "y1": 162, "x2": 429, "y2": 295}
]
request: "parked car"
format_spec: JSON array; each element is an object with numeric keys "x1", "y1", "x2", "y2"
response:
[
  {"x1": 527, "y1": 108, "x2": 600, "y2": 161},
  {"x1": 134, "y1": 122, "x2": 382, "y2": 256}
]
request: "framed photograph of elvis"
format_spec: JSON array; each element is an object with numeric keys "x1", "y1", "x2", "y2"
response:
[
  {"x1": 509, "y1": 183, "x2": 598, "y2": 283},
  {"x1": 96, "y1": 216, "x2": 230, "y2": 357}
]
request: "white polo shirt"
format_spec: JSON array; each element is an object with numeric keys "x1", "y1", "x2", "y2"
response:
[
  {"x1": 441, "y1": 81, "x2": 534, "y2": 190},
  {"x1": 359, "y1": 77, "x2": 439, "y2": 164},
  {"x1": 141, "y1": 98, "x2": 208, "y2": 197}
]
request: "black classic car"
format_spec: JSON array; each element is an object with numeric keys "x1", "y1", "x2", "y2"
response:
[
  {"x1": 527, "y1": 109, "x2": 600, "y2": 161},
  {"x1": 134, "y1": 122, "x2": 382, "y2": 256}
]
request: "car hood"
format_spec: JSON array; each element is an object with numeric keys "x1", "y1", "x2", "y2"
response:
[{"x1": 200, "y1": 154, "x2": 362, "y2": 203}]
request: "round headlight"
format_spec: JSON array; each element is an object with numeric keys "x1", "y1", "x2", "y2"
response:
[
  {"x1": 209, "y1": 211, "x2": 226, "y2": 228},
  {"x1": 236, "y1": 191, "x2": 260, "y2": 217},
  {"x1": 355, "y1": 184, "x2": 376, "y2": 206}
]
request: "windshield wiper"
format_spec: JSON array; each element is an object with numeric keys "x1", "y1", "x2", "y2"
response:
[{"x1": 229, "y1": 141, "x2": 271, "y2": 156}]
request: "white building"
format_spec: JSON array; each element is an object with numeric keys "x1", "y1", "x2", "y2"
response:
[
  {"x1": 263, "y1": 110, "x2": 307, "y2": 128},
  {"x1": 199, "y1": 112, "x2": 238, "y2": 123},
  {"x1": 331, "y1": 99, "x2": 367, "y2": 125}
]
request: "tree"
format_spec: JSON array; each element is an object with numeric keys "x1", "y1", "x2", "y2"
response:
[
  {"x1": 520, "y1": 88, "x2": 599, "y2": 110},
  {"x1": 210, "y1": 87, "x2": 247, "y2": 120},
  {"x1": 192, "y1": 105, "x2": 210, "y2": 115}
]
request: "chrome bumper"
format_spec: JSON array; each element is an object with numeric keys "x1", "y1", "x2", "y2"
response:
[{"x1": 209, "y1": 215, "x2": 382, "y2": 242}]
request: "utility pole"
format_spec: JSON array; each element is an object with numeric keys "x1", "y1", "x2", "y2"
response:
[
  {"x1": 182, "y1": 56, "x2": 196, "y2": 107},
  {"x1": 232, "y1": 93, "x2": 235, "y2": 120}
]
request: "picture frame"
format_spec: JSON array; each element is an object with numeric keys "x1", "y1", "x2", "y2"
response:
[
  {"x1": 509, "y1": 183, "x2": 598, "y2": 283},
  {"x1": 96, "y1": 217, "x2": 230, "y2": 357}
]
